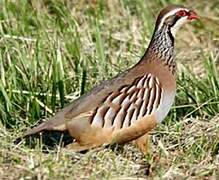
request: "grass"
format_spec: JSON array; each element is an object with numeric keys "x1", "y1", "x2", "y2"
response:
[{"x1": 0, "y1": 0, "x2": 219, "y2": 179}]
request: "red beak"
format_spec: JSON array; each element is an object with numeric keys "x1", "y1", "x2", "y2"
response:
[{"x1": 188, "y1": 10, "x2": 199, "y2": 20}]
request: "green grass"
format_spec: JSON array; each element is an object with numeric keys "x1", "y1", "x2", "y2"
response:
[{"x1": 0, "y1": 0, "x2": 219, "y2": 179}]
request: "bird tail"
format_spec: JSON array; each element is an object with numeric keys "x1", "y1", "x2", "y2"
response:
[
  {"x1": 14, "y1": 121, "x2": 47, "y2": 144},
  {"x1": 23, "y1": 121, "x2": 51, "y2": 137},
  {"x1": 24, "y1": 118, "x2": 67, "y2": 137},
  {"x1": 14, "y1": 119, "x2": 67, "y2": 144}
]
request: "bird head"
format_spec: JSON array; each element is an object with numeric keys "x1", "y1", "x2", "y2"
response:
[{"x1": 155, "y1": 5, "x2": 198, "y2": 37}]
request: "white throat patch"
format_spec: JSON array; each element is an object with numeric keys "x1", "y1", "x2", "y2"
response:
[{"x1": 170, "y1": 16, "x2": 189, "y2": 37}]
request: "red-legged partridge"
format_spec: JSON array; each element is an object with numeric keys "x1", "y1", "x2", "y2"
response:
[{"x1": 23, "y1": 5, "x2": 198, "y2": 153}]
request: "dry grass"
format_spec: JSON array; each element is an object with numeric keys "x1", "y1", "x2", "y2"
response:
[{"x1": 1, "y1": 116, "x2": 219, "y2": 179}]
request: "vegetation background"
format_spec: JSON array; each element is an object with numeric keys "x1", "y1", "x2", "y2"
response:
[{"x1": 0, "y1": 0, "x2": 218, "y2": 179}]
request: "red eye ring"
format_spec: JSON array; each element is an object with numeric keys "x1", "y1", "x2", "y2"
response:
[{"x1": 176, "y1": 10, "x2": 187, "y2": 17}]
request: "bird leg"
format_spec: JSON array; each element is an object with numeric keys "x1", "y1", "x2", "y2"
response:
[
  {"x1": 65, "y1": 142, "x2": 96, "y2": 152},
  {"x1": 132, "y1": 133, "x2": 150, "y2": 155}
]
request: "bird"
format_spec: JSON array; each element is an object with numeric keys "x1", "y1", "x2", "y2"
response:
[{"x1": 22, "y1": 5, "x2": 198, "y2": 154}]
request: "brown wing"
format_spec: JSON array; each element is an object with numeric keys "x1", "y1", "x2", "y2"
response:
[
  {"x1": 89, "y1": 74, "x2": 163, "y2": 130},
  {"x1": 23, "y1": 68, "x2": 135, "y2": 137}
]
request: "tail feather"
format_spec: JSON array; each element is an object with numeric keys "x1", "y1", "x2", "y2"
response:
[
  {"x1": 15, "y1": 108, "x2": 70, "y2": 144},
  {"x1": 14, "y1": 121, "x2": 51, "y2": 144},
  {"x1": 23, "y1": 121, "x2": 51, "y2": 137},
  {"x1": 23, "y1": 108, "x2": 70, "y2": 138}
]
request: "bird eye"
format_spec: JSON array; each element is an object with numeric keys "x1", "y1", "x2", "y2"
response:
[{"x1": 176, "y1": 10, "x2": 187, "y2": 17}]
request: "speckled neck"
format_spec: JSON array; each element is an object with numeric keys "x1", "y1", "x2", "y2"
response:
[{"x1": 146, "y1": 25, "x2": 176, "y2": 75}]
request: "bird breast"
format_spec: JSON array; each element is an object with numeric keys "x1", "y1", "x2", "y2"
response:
[{"x1": 154, "y1": 89, "x2": 175, "y2": 123}]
